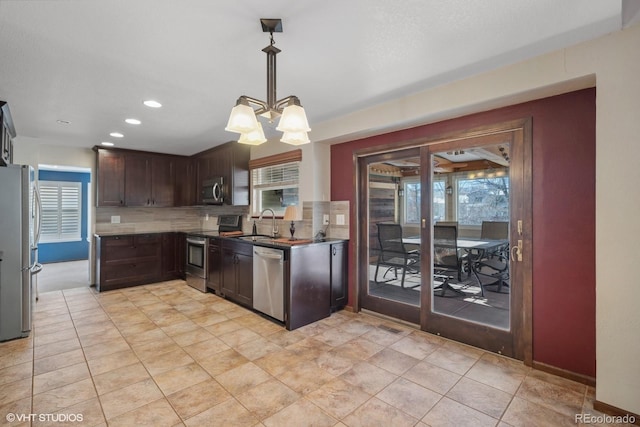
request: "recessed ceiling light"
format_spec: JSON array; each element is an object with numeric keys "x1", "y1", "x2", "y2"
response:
[
  {"x1": 101, "y1": 142, "x2": 114, "y2": 146},
  {"x1": 125, "y1": 118, "x2": 141, "y2": 125},
  {"x1": 143, "y1": 100, "x2": 162, "y2": 108},
  {"x1": 110, "y1": 132, "x2": 124, "y2": 138},
  {"x1": 56, "y1": 119, "x2": 70, "y2": 125}
]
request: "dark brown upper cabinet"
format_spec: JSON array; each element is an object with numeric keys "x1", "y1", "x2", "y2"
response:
[
  {"x1": 95, "y1": 147, "x2": 176, "y2": 207},
  {"x1": 95, "y1": 141, "x2": 250, "y2": 207},
  {"x1": 128, "y1": 153, "x2": 176, "y2": 207},
  {"x1": 175, "y1": 157, "x2": 197, "y2": 206},
  {"x1": 193, "y1": 141, "x2": 250, "y2": 205},
  {"x1": 96, "y1": 149, "x2": 126, "y2": 206}
]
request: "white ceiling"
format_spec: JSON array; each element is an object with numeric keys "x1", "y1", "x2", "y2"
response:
[{"x1": 0, "y1": 0, "x2": 630, "y2": 156}]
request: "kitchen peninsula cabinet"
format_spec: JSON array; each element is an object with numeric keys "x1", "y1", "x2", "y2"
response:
[
  {"x1": 287, "y1": 244, "x2": 331, "y2": 330},
  {"x1": 207, "y1": 238, "x2": 347, "y2": 330},
  {"x1": 278, "y1": 240, "x2": 348, "y2": 329},
  {"x1": 220, "y1": 239, "x2": 253, "y2": 308},
  {"x1": 330, "y1": 241, "x2": 347, "y2": 311}
]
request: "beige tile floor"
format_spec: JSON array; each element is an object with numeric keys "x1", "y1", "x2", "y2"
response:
[{"x1": 0, "y1": 280, "x2": 618, "y2": 426}]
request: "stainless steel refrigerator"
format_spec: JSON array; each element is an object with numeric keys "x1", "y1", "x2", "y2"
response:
[{"x1": 0, "y1": 164, "x2": 42, "y2": 341}]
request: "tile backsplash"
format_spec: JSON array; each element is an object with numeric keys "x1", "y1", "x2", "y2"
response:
[
  {"x1": 94, "y1": 205, "x2": 248, "y2": 235},
  {"x1": 242, "y1": 201, "x2": 349, "y2": 240},
  {"x1": 95, "y1": 201, "x2": 350, "y2": 240}
]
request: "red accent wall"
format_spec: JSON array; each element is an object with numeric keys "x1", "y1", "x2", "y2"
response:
[{"x1": 331, "y1": 89, "x2": 596, "y2": 378}]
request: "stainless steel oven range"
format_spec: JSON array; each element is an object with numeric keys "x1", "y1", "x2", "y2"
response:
[
  {"x1": 185, "y1": 214, "x2": 243, "y2": 292},
  {"x1": 185, "y1": 235, "x2": 208, "y2": 292}
]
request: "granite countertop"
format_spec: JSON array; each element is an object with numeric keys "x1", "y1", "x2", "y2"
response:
[{"x1": 94, "y1": 230, "x2": 347, "y2": 247}]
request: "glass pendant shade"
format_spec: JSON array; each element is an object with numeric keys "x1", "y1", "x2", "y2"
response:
[
  {"x1": 280, "y1": 131, "x2": 310, "y2": 145},
  {"x1": 225, "y1": 103, "x2": 259, "y2": 134},
  {"x1": 237, "y1": 122, "x2": 267, "y2": 145},
  {"x1": 276, "y1": 104, "x2": 311, "y2": 133}
]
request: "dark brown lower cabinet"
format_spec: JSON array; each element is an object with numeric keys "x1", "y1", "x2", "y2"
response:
[
  {"x1": 96, "y1": 234, "x2": 161, "y2": 292},
  {"x1": 161, "y1": 233, "x2": 177, "y2": 281},
  {"x1": 286, "y1": 241, "x2": 348, "y2": 329},
  {"x1": 287, "y1": 244, "x2": 332, "y2": 330},
  {"x1": 330, "y1": 242, "x2": 348, "y2": 311},
  {"x1": 210, "y1": 240, "x2": 346, "y2": 330},
  {"x1": 176, "y1": 232, "x2": 186, "y2": 279},
  {"x1": 97, "y1": 232, "x2": 185, "y2": 291},
  {"x1": 207, "y1": 237, "x2": 222, "y2": 294},
  {"x1": 220, "y1": 239, "x2": 253, "y2": 308}
]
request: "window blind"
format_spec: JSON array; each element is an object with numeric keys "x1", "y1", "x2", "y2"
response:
[
  {"x1": 250, "y1": 160, "x2": 300, "y2": 216},
  {"x1": 39, "y1": 180, "x2": 82, "y2": 242},
  {"x1": 251, "y1": 161, "x2": 300, "y2": 190}
]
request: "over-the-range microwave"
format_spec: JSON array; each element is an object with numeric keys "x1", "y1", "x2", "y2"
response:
[{"x1": 202, "y1": 177, "x2": 224, "y2": 204}]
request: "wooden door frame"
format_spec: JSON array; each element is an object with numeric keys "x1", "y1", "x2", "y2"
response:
[{"x1": 354, "y1": 118, "x2": 532, "y2": 364}]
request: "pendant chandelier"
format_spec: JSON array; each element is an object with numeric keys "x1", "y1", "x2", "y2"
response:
[{"x1": 225, "y1": 19, "x2": 310, "y2": 146}]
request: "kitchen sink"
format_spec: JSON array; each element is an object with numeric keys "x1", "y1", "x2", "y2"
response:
[{"x1": 235, "y1": 235, "x2": 274, "y2": 243}]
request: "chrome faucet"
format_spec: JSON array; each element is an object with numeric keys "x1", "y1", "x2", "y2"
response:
[{"x1": 259, "y1": 208, "x2": 279, "y2": 238}]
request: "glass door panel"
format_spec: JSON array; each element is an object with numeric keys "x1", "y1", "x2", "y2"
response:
[
  {"x1": 359, "y1": 148, "x2": 421, "y2": 325},
  {"x1": 420, "y1": 123, "x2": 530, "y2": 360},
  {"x1": 430, "y1": 143, "x2": 511, "y2": 330}
]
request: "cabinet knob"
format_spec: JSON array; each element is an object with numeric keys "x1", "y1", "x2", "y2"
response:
[{"x1": 332, "y1": 247, "x2": 336, "y2": 256}]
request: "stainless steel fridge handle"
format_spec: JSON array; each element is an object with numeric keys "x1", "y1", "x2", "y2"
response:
[
  {"x1": 33, "y1": 185, "x2": 42, "y2": 244},
  {"x1": 31, "y1": 262, "x2": 43, "y2": 275}
]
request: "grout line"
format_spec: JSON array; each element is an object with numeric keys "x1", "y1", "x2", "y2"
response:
[{"x1": 17, "y1": 280, "x2": 588, "y2": 426}]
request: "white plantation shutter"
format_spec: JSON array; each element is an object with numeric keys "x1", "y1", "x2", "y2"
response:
[{"x1": 39, "y1": 181, "x2": 82, "y2": 242}]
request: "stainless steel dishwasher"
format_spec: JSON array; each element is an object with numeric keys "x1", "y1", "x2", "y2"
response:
[{"x1": 253, "y1": 246, "x2": 284, "y2": 322}]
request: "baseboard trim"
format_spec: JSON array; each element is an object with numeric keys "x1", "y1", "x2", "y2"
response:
[
  {"x1": 531, "y1": 361, "x2": 596, "y2": 387},
  {"x1": 592, "y1": 401, "x2": 639, "y2": 426}
]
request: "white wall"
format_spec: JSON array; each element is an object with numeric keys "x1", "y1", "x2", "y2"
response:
[
  {"x1": 13, "y1": 136, "x2": 94, "y2": 170},
  {"x1": 309, "y1": 24, "x2": 640, "y2": 415},
  {"x1": 13, "y1": 136, "x2": 95, "y2": 221}
]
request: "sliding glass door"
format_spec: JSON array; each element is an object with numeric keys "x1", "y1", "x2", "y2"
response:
[{"x1": 357, "y1": 119, "x2": 532, "y2": 360}]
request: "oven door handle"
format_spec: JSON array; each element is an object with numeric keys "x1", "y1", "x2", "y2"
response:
[{"x1": 186, "y1": 238, "x2": 206, "y2": 245}]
